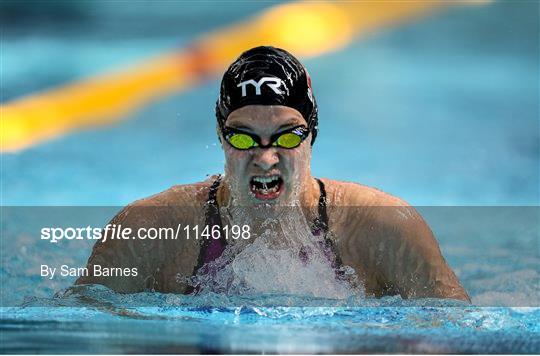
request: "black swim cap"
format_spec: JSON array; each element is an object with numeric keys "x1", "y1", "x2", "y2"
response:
[{"x1": 216, "y1": 46, "x2": 319, "y2": 144}]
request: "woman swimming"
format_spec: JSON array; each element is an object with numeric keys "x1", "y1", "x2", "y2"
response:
[{"x1": 77, "y1": 46, "x2": 470, "y2": 302}]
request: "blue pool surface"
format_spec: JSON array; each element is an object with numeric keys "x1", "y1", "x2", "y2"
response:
[{"x1": 1, "y1": 1, "x2": 539, "y2": 354}]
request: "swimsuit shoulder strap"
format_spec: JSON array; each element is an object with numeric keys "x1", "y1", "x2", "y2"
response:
[
  {"x1": 202, "y1": 175, "x2": 227, "y2": 255},
  {"x1": 314, "y1": 178, "x2": 344, "y2": 271},
  {"x1": 206, "y1": 174, "x2": 222, "y2": 222},
  {"x1": 189, "y1": 176, "x2": 227, "y2": 285},
  {"x1": 313, "y1": 178, "x2": 329, "y2": 234}
]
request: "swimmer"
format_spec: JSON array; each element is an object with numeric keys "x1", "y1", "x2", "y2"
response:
[{"x1": 77, "y1": 46, "x2": 470, "y2": 302}]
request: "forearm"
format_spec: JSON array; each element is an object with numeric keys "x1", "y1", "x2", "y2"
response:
[
  {"x1": 75, "y1": 249, "x2": 149, "y2": 293},
  {"x1": 375, "y1": 207, "x2": 470, "y2": 302}
]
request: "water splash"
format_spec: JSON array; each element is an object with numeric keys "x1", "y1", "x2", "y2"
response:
[{"x1": 186, "y1": 173, "x2": 363, "y2": 298}]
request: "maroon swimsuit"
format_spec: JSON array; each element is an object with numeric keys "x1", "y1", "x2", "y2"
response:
[{"x1": 187, "y1": 175, "x2": 343, "y2": 293}]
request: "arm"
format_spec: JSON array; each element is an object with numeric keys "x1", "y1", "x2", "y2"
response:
[
  {"x1": 75, "y1": 205, "x2": 163, "y2": 293},
  {"x1": 325, "y1": 180, "x2": 469, "y2": 301},
  {"x1": 373, "y1": 205, "x2": 470, "y2": 302},
  {"x1": 76, "y1": 181, "x2": 216, "y2": 294}
]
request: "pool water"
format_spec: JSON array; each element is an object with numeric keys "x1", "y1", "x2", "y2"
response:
[
  {"x1": 1, "y1": 205, "x2": 538, "y2": 352},
  {"x1": 1, "y1": 1, "x2": 539, "y2": 353},
  {"x1": 2, "y1": 302, "x2": 538, "y2": 353}
]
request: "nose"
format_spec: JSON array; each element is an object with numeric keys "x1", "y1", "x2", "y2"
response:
[{"x1": 252, "y1": 147, "x2": 279, "y2": 171}]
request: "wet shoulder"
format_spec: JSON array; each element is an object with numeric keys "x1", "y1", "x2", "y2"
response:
[
  {"x1": 319, "y1": 178, "x2": 424, "y2": 240},
  {"x1": 112, "y1": 175, "x2": 220, "y2": 227},
  {"x1": 319, "y1": 178, "x2": 408, "y2": 207},
  {"x1": 129, "y1": 175, "x2": 218, "y2": 207}
]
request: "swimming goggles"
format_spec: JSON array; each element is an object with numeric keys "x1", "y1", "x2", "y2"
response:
[{"x1": 222, "y1": 125, "x2": 310, "y2": 150}]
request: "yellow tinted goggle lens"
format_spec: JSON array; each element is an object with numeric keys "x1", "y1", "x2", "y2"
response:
[
  {"x1": 276, "y1": 132, "x2": 302, "y2": 148},
  {"x1": 229, "y1": 133, "x2": 256, "y2": 149}
]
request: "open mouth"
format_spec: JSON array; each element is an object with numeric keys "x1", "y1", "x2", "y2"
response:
[{"x1": 249, "y1": 175, "x2": 283, "y2": 200}]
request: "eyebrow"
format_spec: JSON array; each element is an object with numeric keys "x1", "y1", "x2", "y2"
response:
[
  {"x1": 228, "y1": 119, "x2": 302, "y2": 132},
  {"x1": 277, "y1": 121, "x2": 301, "y2": 131},
  {"x1": 228, "y1": 124, "x2": 254, "y2": 132}
]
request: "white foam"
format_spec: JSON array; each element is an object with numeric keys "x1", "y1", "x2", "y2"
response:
[{"x1": 190, "y1": 207, "x2": 363, "y2": 299}]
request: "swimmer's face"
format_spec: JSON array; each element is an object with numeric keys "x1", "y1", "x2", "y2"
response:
[{"x1": 221, "y1": 105, "x2": 312, "y2": 205}]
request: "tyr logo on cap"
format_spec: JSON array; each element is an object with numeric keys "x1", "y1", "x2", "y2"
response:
[{"x1": 237, "y1": 77, "x2": 283, "y2": 97}]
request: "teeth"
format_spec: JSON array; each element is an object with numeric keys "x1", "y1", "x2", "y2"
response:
[
  {"x1": 251, "y1": 175, "x2": 281, "y2": 196},
  {"x1": 252, "y1": 175, "x2": 279, "y2": 183},
  {"x1": 258, "y1": 185, "x2": 279, "y2": 194}
]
